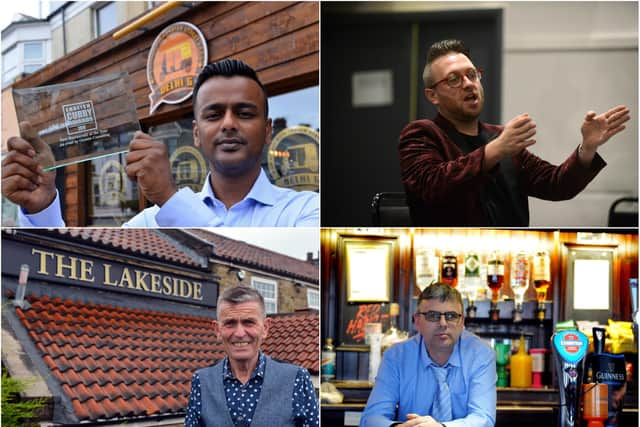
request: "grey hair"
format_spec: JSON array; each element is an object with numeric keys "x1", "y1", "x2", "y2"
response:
[
  {"x1": 417, "y1": 282, "x2": 464, "y2": 313},
  {"x1": 216, "y1": 286, "x2": 266, "y2": 318},
  {"x1": 422, "y1": 39, "x2": 471, "y2": 87}
]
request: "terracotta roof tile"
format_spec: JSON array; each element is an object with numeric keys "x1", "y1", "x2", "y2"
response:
[
  {"x1": 9, "y1": 229, "x2": 202, "y2": 268},
  {"x1": 16, "y1": 295, "x2": 318, "y2": 423},
  {"x1": 185, "y1": 229, "x2": 319, "y2": 283}
]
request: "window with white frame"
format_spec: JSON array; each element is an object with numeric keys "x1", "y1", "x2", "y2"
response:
[
  {"x1": 251, "y1": 277, "x2": 278, "y2": 314},
  {"x1": 96, "y1": 2, "x2": 118, "y2": 36},
  {"x1": 307, "y1": 288, "x2": 320, "y2": 310},
  {"x1": 2, "y1": 45, "x2": 19, "y2": 85},
  {"x1": 23, "y1": 42, "x2": 44, "y2": 74}
]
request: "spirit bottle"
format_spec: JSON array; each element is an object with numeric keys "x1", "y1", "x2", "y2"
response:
[
  {"x1": 441, "y1": 251, "x2": 458, "y2": 288},
  {"x1": 510, "y1": 251, "x2": 530, "y2": 322},
  {"x1": 532, "y1": 251, "x2": 551, "y2": 321},
  {"x1": 487, "y1": 251, "x2": 504, "y2": 321},
  {"x1": 464, "y1": 251, "x2": 481, "y2": 317}
]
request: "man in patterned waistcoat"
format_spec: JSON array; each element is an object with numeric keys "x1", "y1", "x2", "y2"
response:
[{"x1": 184, "y1": 286, "x2": 318, "y2": 427}]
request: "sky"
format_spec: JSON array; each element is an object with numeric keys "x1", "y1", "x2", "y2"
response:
[
  {"x1": 1, "y1": 1, "x2": 48, "y2": 32},
  {"x1": 212, "y1": 228, "x2": 319, "y2": 261}
]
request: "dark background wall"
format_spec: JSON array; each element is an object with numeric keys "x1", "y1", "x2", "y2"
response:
[{"x1": 321, "y1": 4, "x2": 502, "y2": 226}]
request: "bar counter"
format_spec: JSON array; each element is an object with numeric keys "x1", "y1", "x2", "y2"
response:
[{"x1": 321, "y1": 381, "x2": 639, "y2": 426}]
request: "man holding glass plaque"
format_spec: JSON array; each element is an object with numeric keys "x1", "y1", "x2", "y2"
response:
[{"x1": 2, "y1": 59, "x2": 319, "y2": 227}]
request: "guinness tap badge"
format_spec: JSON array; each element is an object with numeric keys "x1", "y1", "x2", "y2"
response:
[
  {"x1": 147, "y1": 22, "x2": 208, "y2": 113},
  {"x1": 267, "y1": 126, "x2": 319, "y2": 192}
]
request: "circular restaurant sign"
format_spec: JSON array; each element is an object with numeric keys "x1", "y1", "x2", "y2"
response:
[
  {"x1": 267, "y1": 126, "x2": 319, "y2": 192},
  {"x1": 147, "y1": 22, "x2": 208, "y2": 113}
]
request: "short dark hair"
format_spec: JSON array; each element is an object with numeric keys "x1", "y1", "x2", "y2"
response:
[
  {"x1": 216, "y1": 285, "x2": 266, "y2": 319},
  {"x1": 422, "y1": 39, "x2": 471, "y2": 87},
  {"x1": 417, "y1": 282, "x2": 464, "y2": 313},
  {"x1": 192, "y1": 58, "x2": 269, "y2": 117}
]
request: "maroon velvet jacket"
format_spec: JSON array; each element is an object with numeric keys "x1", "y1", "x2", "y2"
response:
[{"x1": 399, "y1": 114, "x2": 606, "y2": 226}]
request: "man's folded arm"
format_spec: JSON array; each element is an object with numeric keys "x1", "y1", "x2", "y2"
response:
[{"x1": 360, "y1": 352, "x2": 402, "y2": 427}]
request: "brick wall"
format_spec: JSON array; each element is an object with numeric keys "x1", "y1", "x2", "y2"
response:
[{"x1": 213, "y1": 264, "x2": 316, "y2": 313}]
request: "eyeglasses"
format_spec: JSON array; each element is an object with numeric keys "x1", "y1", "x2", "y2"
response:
[
  {"x1": 417, "y1": 311, "x2": 462, "y2": 323},
  {"x1": 429, "y1": 68, "x2": 482, "y2": 89}
]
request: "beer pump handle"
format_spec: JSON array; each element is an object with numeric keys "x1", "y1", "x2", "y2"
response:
[{"x1": 592, "y1": 327, "x2": 606, "y2": 355}]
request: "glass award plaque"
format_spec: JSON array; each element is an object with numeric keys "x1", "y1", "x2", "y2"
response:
[{"x1": 13, "y1": 73, "x2": 140, "y2": 171}]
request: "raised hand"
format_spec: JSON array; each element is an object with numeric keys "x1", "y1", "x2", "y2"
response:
[
  {"x1": 581, "y1": 105, "x2": 630, "y2": 151},
  {"x1": 483, "y1": 113, "x2": 537, "y2": 171},
  {"x1": 125, "y1": 131, "x2": 177, "y2": 206}
]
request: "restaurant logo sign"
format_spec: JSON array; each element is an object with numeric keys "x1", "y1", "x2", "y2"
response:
[
  {"x1": 147, "y1": 22, "x2": 208, "y2": 114},
  {"x1": 97, "y1": 159, "x2": 127, "y2": 207},
  {"x1": 267, "y1": 126, "x2": 319, "y2": 191},
  {"x1": 170, "y1": 146, "x2": 207, "y2": 192},
  {"x1": 3, "y1": 240, "x2": 217, "y2": 307}
]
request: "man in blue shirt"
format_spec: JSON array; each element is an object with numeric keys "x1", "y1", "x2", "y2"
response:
[
  {"x1": 184, "y1": 286, "x2": 319, "y2": 427},
  {"x1": 360, "y1": 283, "x2": 496, "y2": 427},
  {"x1": 2, "y1": 59, "x2": 318, "y2": 227}
]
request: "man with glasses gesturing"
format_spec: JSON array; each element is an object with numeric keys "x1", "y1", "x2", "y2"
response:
[
  {"x1": 360, "y1": 283, "x2": 496, "y2": 427},
  {"x1": 400, "y1": 39, "x2": 630, "y2": 226}
]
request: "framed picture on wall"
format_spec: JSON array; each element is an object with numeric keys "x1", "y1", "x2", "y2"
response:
[{"x1": 345, "y1": 238, "x2": 393, "y2": 302}]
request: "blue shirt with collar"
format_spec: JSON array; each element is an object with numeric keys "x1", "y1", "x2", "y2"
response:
[
  {"x1": 18, "y1": 169, "x2": 318, "y2": 227},
  {"x1": 360, "y1": 330, "x2": 496, "y2": 427},
  {"x1": 184, "y1": 352, "x2": 319, "y2": 427}
]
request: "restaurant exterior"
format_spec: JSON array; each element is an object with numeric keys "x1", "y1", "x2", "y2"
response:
[
  {"x1": 1, "y1": 228, "x2": 319, "y2": 425},
  {"x1": 5, "y1": 1, "x2": 319, "y2": 226}
]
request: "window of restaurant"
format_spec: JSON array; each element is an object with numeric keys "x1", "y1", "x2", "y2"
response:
[
  {"x1": 88, "y1": 153, "x2": 140, "y2": 226},
  {"x1": 251, "y1": 277, "x2": 278, "y2": 314},
  {"x1": 307, "y1": 288, "x2": 320, "y2": 310},
  {"x1": 96, "y1": 2, "x2": 118, "y2": 36},
  {"x1": 149, "y1": 119, "x2": 207, "y2": 194},
  {"x1": 2, "y1": 45, "x2": 18, "y2": 86},
  {"x1": 264, "y1": 86, "x2": 319, "y2": 192},
  {"x1": 23, "y1": 41, "x2": 45, "y2": 74}
]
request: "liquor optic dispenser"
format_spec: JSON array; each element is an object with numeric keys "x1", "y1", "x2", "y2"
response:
[
  {"x1": 441, "y1": 251, "x2": 458, "y2": 288},
  {"x1": 552, "y1": 330, "x2": 589, "y2": 427},
  {"x1": 532, "y1": 251, "x2": 551, "y2": 322},
  {"x1": 487, "y1": 251, "x2": 504, "y2": 321},
  {"x1": 463, "y1": 252, "x2": 481, "y2": 318},
  {"x1": 510, "y1": 251, "x2": 530, "y2": 322}
]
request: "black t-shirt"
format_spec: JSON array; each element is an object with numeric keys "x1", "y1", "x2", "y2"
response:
[{"x1": 462, "y1": 133, "x2": 522, "y2": 226}]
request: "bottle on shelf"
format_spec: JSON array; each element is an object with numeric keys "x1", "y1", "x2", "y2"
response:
[
  {"x1": 415, "y1": 248, "x2": 439, "y2": 292},
  {"x1": 381, "y1": 303, "x2": 408, "y2": 353},
  {"x1": 321, "y1": 338, "x2": 336, "y2": 382},
  {"x1": 530, "y1": 348, "x2": 547, "y2": 388},
  {"x1": 510, "y1": 251, "x2": 530, "y2": 322},
  {"x1": 532, "y1": 251, "x2": 551, "y2": 321},
  {"x1": 463, "y1": 251, "x2": 481, "y2": 317},
  {"x1": 487, "y1": 251, "x2": 505, "y2": 321},
  {"x1": 510, "y1": 335, "x2": 532, "y2": 388},
  {"x1": 495, "y1": 342, "x2": 511, "y2": 387},
  {"x1": 441, "y1": 251, "x2": 458, "y2": 288}
]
